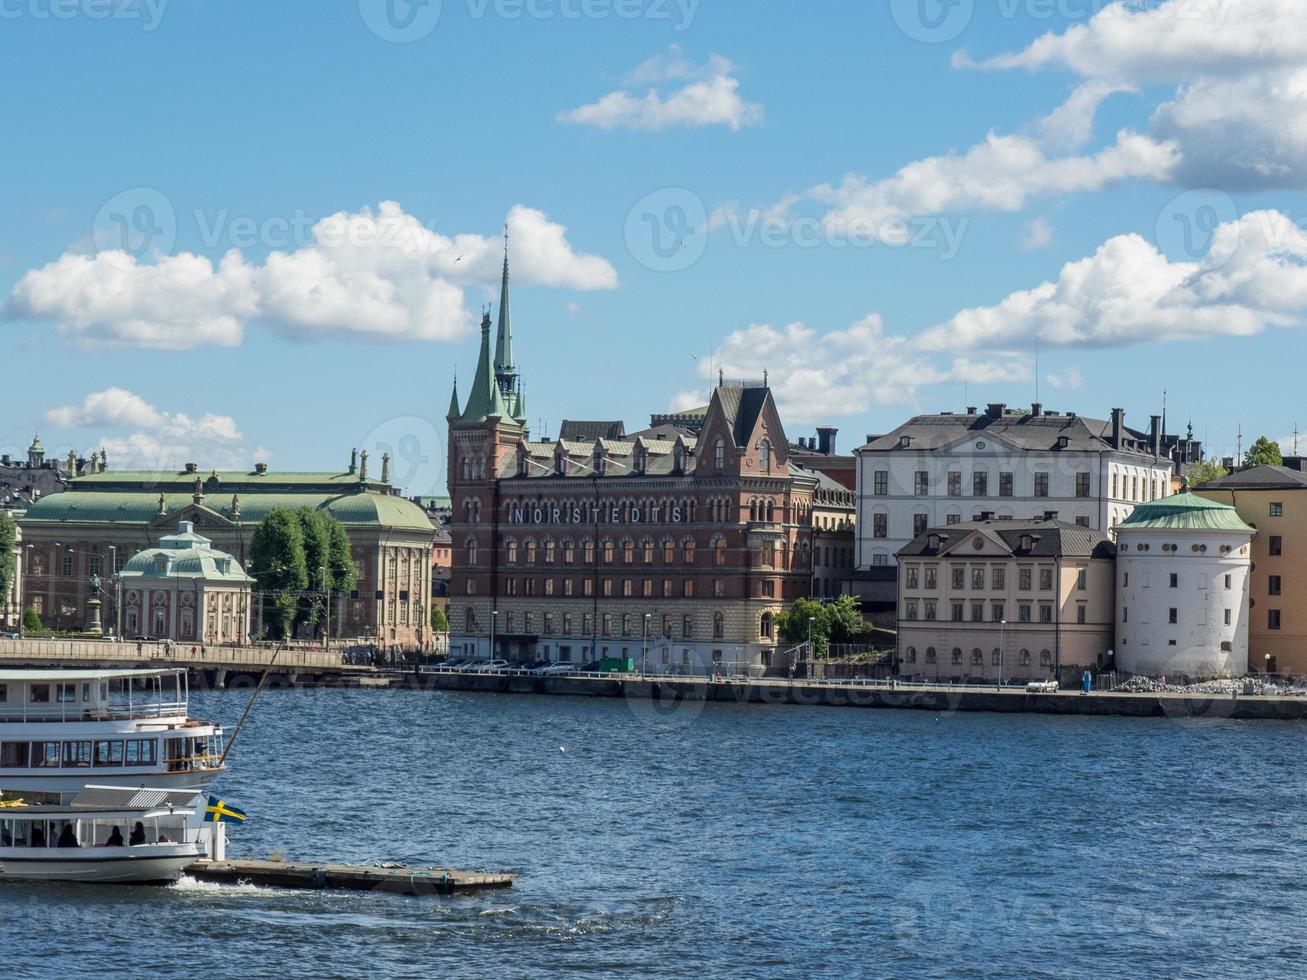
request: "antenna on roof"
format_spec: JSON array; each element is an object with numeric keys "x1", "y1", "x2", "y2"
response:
[{"x1": 1034, "y1": 339, "x2": 1039, "y2": 404}]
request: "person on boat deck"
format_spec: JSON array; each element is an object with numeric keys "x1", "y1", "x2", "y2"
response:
[
  {"x1": 31, "y1": 826, "x2": 46, "y2": 848},
  {"x1": 129, "y1": 822, "x2": 146, "y2": 846},
  {"x1": 56, "y1": 823, "x2": 78, "y2": 848},
  {"x1": 106, "y1": 826, "x2": 124, "y2": 847}
]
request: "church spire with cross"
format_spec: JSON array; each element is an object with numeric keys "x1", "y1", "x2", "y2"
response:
[{"x1": 494, "y1": 224, "x2": 516, "y2": 396}]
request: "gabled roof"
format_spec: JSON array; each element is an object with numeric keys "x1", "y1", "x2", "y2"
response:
[
  {"x1": 715, "y1": 385, "x2": 771, "y2": 449},
  {"x1": 861, "y1": 410, "x2": 1159, "y2": 458},
  {"x1": 897, "y1": 519, "x2": 1117, "y2": 560},
  {"x1": 1201, "y1": 465, "x2": 1307, "y2": 491},
  {"x1": 559, "y1": 420, "x2": 625, "y2": 442}
]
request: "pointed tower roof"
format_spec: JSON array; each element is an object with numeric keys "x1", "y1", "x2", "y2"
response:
[
  {"x1": 460, "y1": 311, "x2": 511, "y2": 423},
  {"x1": 494, "y1": 226, "x2": 515, "y2": 381},
  {"x1": 513, "y1": 383, "x2": 527, "y2": 425},
  {"x1": 447, "y1": 373, "x2": 462, "y2": 421}
]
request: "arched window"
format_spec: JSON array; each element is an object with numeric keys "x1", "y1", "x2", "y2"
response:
[
  {"x1": 926, "y1": 647, "x2": 937, "y2": 664},
  {"x1": 1019, "y1": 649, "x2": 1031, "y2": 666},
  {"x1": 713, "y1": 536, "x2": 727, "y2": 566},
  {"x1": 951, "y1": 647, "x2": 963, "y2": 665},
  {"x1": 766, "y1": 499, "x2": 775, "y2": 522},
  {"x1": 555, "y1": 451, "x2": 567, "y2": 476},
  {"x1": 525, "y1": 539, "x2": 537, "y2": 564},
  {"x1": 683, "y1": 538, "x2": 696, "y2": 564},
  {"x1": 601, "y1": 539, "x2": 615, "y2": 564},
  {"x1": 906, "y1": 646, "x2": 917, "y2": 664},
  {"x1": 971, "y1": 648, "x2": 983, "y2": 666},
  {"x1": 543, "y1": 538, "x2": 556, "y2": 564},
  {"x1": 466, "y1": 609, "x2": 477, "y2": 632},
  {"x1": 505, "y1": 539, "x2": 518, "y2": 564},
  {"x1": 749, "y1": 500, "x2": 758, "y2": 522},
  {"x1": 758, "y1": 438, "x2": 771, "y2": 474},
  {"x1": 634, "y1": 446, "x2": 647, "y2": 474},
  {"x1": 714, "y1": 438, "x2": 725, "y2": 472},
  {"x1": 642, "y1": 538, "x2": 655, "y2": 564},
  {"x1": 674, "y1": 444, "x2": 685, "y2": 472},
  {"x1": 713, "y1": 611, "x2": 724, "y2": 639},
  {"x1": 465, "y1": 538, "x2": 478, "y2": 566},
  {"x1": 583, "y1": 538, "x2": 596, "y2": 564},
  {"x1": 622, "y1": 539, "x2": 635, "y2": 564},
  {"x1": 663, "y1": 538, "x2": 675, "y2": 564},
  {"x1": 562, "y1": 538, "x2": 575, "y2": 564},
  {"x1": 760, "y1": 613, "x2": 774, "y2": 639}
]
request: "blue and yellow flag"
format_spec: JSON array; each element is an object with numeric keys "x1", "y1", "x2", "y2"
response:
[{"x1": 205, "y1": 796, "x2": 248, "y2": 824}]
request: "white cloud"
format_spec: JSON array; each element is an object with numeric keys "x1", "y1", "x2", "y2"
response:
[
  {"x1": 1020, "y1": 217, "x2": 1056, "y2": 251},
  {"x1": 558, "y1": 47, "x2": 762, "y2": 131},
  {"x1": 962, "y1": 0, "x2": 1307, "y2": 189},
  {"x1": 1038, "y1": 80, "x2": 1136, "y2": 150},
  {"x1": 695, "y1": 316, "x2": 1028, "y2": 423},
  {"x1": 44, "y1": 388, "x2": 256, "y2": 471},
  {"x1": 809, "y1": 128, "x2": 1177, "y2": 234},
  {"x1": 1045, "y1": 366, "x2": 1085, "y2": 390},
  {"x1": 7, "y1": 202, "x2": 617, "y2": 350},
  {"x1": 915, "y1": 210, "x2": 1307, "y2": 352}
]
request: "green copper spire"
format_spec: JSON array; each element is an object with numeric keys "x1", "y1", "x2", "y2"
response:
[
  {"x1": 494, "y1": 225, "x2": 516, "y2": 391},
  {"x1": 447, "y1": 372, "x2": 461, "y2": 421},
  {"x1": 460, "y1": 310, "x2": 499, "y2": 423}
]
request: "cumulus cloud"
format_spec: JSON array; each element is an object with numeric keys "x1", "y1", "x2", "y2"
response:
[
  {"x1": 962, "y1": 0, "x2": 1307, "y2": 189},
  {"x1": 44, "y1": 387, "x2": 258, "y2": 471},
  {"x1": 688, "y1": 316, "x2": 1028, "y2": 423},
  {"x1": 810, "y1": 129, "x2": 1177, "y2": 234},
  {"x1": 1045, "y1": 366, "x2": 1085, "y2": 390},
  {"x1": 558, "y1": 47, "x2": 762, "y2": 131},
  {"x1": 7, "y1": 202, "x2": 617, "y2": 350},
  {"x1": 1020, "y1": 217, "x2": 1056, "y2": 251},
  {"x1": 915, "y1": 210, "x2": 1307, "y2": 352}
]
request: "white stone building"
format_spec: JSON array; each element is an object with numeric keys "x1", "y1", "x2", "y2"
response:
[
  {"x1": 855, "y1": 403, "x2": 1175, "y2": 570},
  {"x1": 1115, "y1": 493, "x2": 1255, "y2": 678}
]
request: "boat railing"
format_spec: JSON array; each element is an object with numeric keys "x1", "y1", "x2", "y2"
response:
[{"x1": 0, "y1": 701, "x2": 190, "y2": 724}]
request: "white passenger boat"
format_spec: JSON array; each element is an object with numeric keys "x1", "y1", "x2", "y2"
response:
[
  {"x1": 0, "y1": 668, "x2": 224, "y2": 802},
  {"x1": 0, "y1": 785, "x2": 205, "y2": 884}
]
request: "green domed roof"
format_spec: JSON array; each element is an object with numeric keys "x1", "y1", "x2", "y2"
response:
[{"x1": 1117, "y1": 492, "x2": 1255, "y2": 534}]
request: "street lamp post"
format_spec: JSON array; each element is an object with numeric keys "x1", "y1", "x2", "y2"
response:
[
  {"x1": 998, "y1": 619, "x2": 1006, "y2": 690},
  {"x1": 642, "y1": 612, "x2": 651, "y2": 675},
  {"x1": 490, "y1": 609, "x2": 499, "y2": 661},
  {"x1": 321, "y1": 563, "x2": 330, "y2": 652},
  {"x1": 807, "y1": 616, "x2": 815, "y2": 680}
]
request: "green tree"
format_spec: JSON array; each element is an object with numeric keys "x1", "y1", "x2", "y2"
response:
[
  {"x1": 22, "y1": 606, "x2": 42, "y2": 633},
  {"x1": 825, "y1": 595, "x2": 866, "y2": 644},
  {"x1": 0, "y1": 513, "x2": 15, "y2": 621},
  {"x1": 295, "y1": 509, "x2": 358, "y2": 634},
  {"x1": 776, "y1": 596, "x2": 831, "y2": 656},
  {"x1": 249, "y1": 508, "x2": 309, "y2": 639},
  {"x1": 431, "y1": 607, "x2": 449, "y2": 633},
  {"x1": 1244, "y1": 436, "x2": 1284, "y2": 469},
  {"x1": 1185, "y1": 458, "x2": 1230, "y2": 488}
]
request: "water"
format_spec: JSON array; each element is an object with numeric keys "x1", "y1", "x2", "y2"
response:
[{"x1": 2, "y1": 688, "x2": 1306, "y2": 978}]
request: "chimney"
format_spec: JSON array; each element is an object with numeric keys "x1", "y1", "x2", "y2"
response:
[
  {"x1": 986, "y1": 403, "x2": 1005, "y2": 419},
  {"x1": 254, "y1": 462, "x2": 269, "y2": 475},
  {"x1": 184, "y1": 462, "x2": 198, "y2": 474},
  {"x1": 1149, "y1": 415, "x2": 1162, "y2": 457},
  {"x1": 1032, "y1": 402, "x2": 1043, "y2": 417},
  {"x1": 1110, "y1": 408, "x2": 1125, "y2": 450},
  {"x1": 816, "y1": 426, "x2": 838, "y2": 455},
  {"x1": 966, "y1": 406, "x2": 978, "y2": 416}
]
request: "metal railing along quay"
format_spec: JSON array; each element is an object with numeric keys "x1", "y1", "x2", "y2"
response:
[{"x1": 0, "y1": 637, "x2": 346, "y2": 671}]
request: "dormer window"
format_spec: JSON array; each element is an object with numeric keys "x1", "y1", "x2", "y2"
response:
[
  {"x1": 634, "y1": 446, "x2": 646, "y2": 475},
  {"x1": 555, "y1": 451, "x2": 567, "y2": 477},
  {"x1": 758, "y1": 438, "x2": 772, "y2": 474},
  {"x1": 927, "y1": 533, "x2": 940, "y2": 550},
  {"x1": 900, "y1": 435, "x2": 912, "y2": 449},
  {"x1": 517, "y1": 448, "x2": 529, "y2": 478},
  {"x1": 1057, "y1": 436, "x2": 1069, "y2": 449},
  {"x1": 594, "y1": 451, "x2": 606, "y2": 476},
  {"x1": 673, "y1": 444, "x2": 685, "y2": 473},
  {"x1": 713, "y1": 438, "x2": 725, "y2": 472},
  {"x1": 1019, "y1": 534, "x2": 1033, "y2": 552}
]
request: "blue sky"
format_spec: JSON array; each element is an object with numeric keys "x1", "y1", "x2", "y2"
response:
[{"x1": 4, "y1": 0, "x2": 1307, "y2": 495}]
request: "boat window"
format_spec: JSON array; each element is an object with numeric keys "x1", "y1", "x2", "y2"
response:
[
  {"x1": 1, "y1": 819, "x2": 32, "y2": 847},
  {"x1": 94, "y1": 740, "x2": 125, "y2": 767},
  {"x1": 29, "y1": 684, "x2": 50, "y2": 704},
  {"x1": 56, "y1": 683, "x2": 77, "y2": 704},
  {"x1": 0, "y1": 742, "x2": 30, "y2": 768},
  {"x1": 30, "y1": 741, "x2": 60, "y2": 768},
  {"x1": 82, "y1": 683, "x2": 91, "y2": 703},
  {"x1": 125, "y1": 739, "x2": 158, "y2": 766},
  {"x1": 62, "y1": 741, "x2": 93, "y2": 768},
  {"x1": 0, "y1": 684, "x2": 7, "y2": 703}
]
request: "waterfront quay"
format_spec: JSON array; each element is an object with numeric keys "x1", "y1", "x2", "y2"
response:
[{"x1": 414, "y1": 668, "x2": 1307, "y2": 720}]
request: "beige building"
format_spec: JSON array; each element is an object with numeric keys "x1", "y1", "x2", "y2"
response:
[
  {"x1": 115, "y1": 521, "x2": 255, "y2": 643},
  {"x1": 896, "y1": 520, "x2": 1117, "y2": 683},
  {"x1": 1197, "y1": 466, "x2": 1307, "y2": 674}
]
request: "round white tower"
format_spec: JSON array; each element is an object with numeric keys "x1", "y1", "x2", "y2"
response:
[{"x1": 1115, "y1": 492, "x2": 1255, "y2": 678}]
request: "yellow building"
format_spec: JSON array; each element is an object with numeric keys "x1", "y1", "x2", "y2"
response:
[
  {"x1": 896, "y1": 520, "x2": 1117, "y2": 684},
  {"x1": 1197, "y1": 466, "x2": 1307, "y2": 674}
]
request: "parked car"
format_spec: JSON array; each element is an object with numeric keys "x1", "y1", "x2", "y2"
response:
[
  {"x1": 476, "y1": 659, "x2": 510, "y2": 673},
  {"x1": 540, "y1": 662, "x2": 576, "y2": 676},
  {"x1": 1025, "y1": 680, "x2": 1059, "y2": 693}
]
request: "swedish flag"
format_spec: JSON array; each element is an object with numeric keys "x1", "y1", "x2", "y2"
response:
[{"x1": 205, "y1": 795, "x2": 248, "y2": 824}]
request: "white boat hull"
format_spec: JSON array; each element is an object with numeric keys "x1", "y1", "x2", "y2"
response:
[{"x1": 0, "y1": 844, "x2": 203, "y2": 884}]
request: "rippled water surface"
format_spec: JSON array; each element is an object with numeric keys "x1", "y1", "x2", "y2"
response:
[{"x1": 3, "y1": 687, "x2": 1306, "y2": 978}]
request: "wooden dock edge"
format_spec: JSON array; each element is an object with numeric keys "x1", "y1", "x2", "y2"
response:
[{"x1": 185, "y1": 858, "x2": 515, "y2": 895}]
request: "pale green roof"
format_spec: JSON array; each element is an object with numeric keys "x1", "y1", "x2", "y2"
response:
[
  {"x1": 72, "y1": 469, "x2": 386, "y2": 489},
  {"x1": 20, "y1": 490, "x2": 434, "y2": 533},
  {"x1": 119, "y1": 521, "x2": 254, "y2": 584},
  {"x1": 1117, "y1": 492, "x2": 1256, "y2": 534}
]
